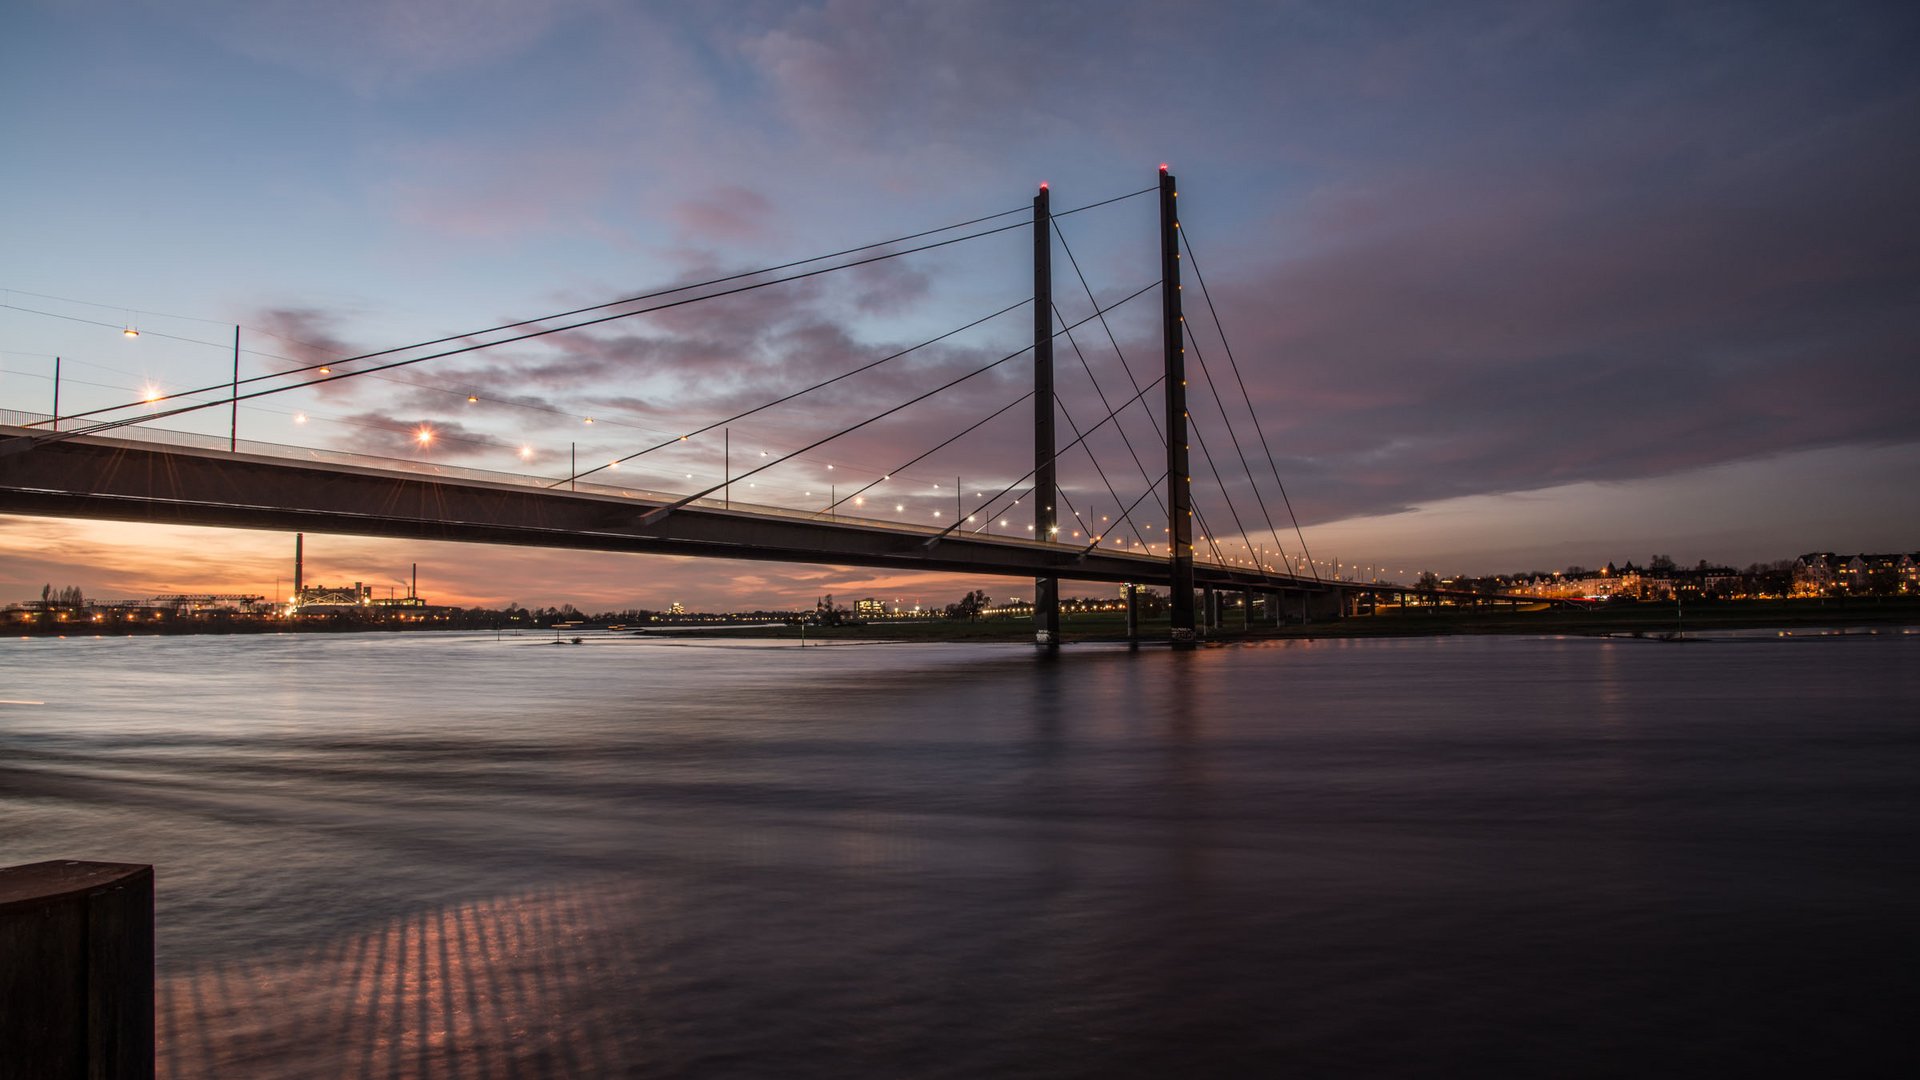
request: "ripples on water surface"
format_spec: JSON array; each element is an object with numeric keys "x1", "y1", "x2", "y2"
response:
[{"x1": 3, "y1": 631, "x2": 1917, "y2": 1077}]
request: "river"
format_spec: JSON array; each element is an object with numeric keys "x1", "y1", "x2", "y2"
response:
[{"x1": 3, "y1": 630, "x2": 1916, "y2": 1077}]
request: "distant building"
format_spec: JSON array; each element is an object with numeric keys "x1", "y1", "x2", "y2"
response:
[
  {"x1": 370, "y1": 595, "x2": 426, "y2": 609},
  {"x1": 1793, "y1": 552, "x2": 1920, "y2": 597},
  {"x1": 294, "y1": 582, "x2": 373, "y2": 611},
  {"x1": 856, "y1": 597, "x2": 886, "y2": 617}
]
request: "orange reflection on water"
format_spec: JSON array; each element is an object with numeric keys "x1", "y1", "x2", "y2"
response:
[{"x1": 157, "y1": 880, "x2": 647, "y2": 1078}]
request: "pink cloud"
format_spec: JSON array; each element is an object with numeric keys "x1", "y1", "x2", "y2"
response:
[{"x1": 671, "y1": 186, "x2": 776, "y2": 244}]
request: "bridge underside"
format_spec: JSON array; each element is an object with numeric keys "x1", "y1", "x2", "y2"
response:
[{"x1": 0, "y1": 428, "x2": 1316, "y2": 594}]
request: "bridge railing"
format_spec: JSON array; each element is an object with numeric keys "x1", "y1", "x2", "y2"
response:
[{"x1": 1, "y1": 413, "x2": 1114, "y2": 548}]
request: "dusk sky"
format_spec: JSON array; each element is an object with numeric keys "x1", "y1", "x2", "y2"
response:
[{"x1": 4, "y1": 0, "x2": 1917, "y2": 611}]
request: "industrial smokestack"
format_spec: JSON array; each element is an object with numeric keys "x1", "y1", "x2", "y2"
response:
[
  {"x1": 294, "y1": 533, "x2": 304, "y2": 597},
  {"x1": 411, "y1": 563, "x2": 417, "y2": 600}
]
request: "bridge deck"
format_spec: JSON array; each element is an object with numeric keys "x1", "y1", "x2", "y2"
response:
[{"x1": 1, "y1": 425, "x2": 1329, "y2": 593}]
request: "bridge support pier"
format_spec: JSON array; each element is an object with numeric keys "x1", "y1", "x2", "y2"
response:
[
  {"x1": 1125, "y1": 584, "x2": 1139, "y2": 647},
  {"x1": 1034, "y1": 576, "x2": 1059, "y2": 654}
]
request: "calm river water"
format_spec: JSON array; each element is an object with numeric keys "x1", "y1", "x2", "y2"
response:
[{"x1": 3, "y1": 630, "x2": 1917, "y2": 1077}]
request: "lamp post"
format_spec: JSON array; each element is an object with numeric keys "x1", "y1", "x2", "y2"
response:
[{"x1": 229, "y1": 326, "x2": 240, "y2": 451}]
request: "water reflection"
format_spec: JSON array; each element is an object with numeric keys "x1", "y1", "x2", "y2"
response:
[
  {"x1": 2, "y1": 633, "x2": 1913, "y2": 1076},
  {"x1": 159, "y1": 880, "x2": 644, "y2": 1079}
]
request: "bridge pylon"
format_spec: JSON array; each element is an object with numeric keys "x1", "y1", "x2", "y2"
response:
[
  {"x1": 1161, "y1": 166, "x2": 1196, "y2": 648},
  {"x1": 1033, "y1": 182, "x2": 1060, "y2": 655}
]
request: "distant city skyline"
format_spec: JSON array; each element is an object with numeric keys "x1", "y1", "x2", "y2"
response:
[{"x1": 5, "y1": 2, "x2": 1917, "y2": 607}]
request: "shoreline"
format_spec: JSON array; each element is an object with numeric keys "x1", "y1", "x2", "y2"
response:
[{"x1": 9, "y1": 599, "x2": 1918, "y2": 644}]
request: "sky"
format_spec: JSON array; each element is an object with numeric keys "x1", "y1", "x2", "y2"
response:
[{"x1": 4, "y1": 0, "x2": 1917, "y2": 611}]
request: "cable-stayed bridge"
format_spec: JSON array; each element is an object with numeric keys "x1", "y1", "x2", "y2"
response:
[{"x1": 1, "y1": 169, "x2": 1505, "y2": 649}]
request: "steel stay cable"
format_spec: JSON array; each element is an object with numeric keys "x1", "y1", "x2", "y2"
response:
[
  {"x1": 1179, "y1": 225, "x2": 1319, "y2": 580},
  {"x1": 966, "y1": 484, "x2": 1035, "y2": 536},
  {"x1": 1052, "y1": 388, "x2": 1152, "y2": 550},
  {"x1": 638, "y1": 282, "x2": 1158, "y2": 521},
  {"x1": 1051, "y1": 208, "x2": 1239, "y2": 571},
  {"x1": 0, "y1": 366, "x2": 547, "y2": 462},
  {"x1": 25, "y1": 187, "x2": 1152, "y2": 434},
  {"x1": 877, "y1": 182, "x2": 1158, "y2": 535},
  {"x1": 1184, "y1": 487, "x2": 1232, "y2": 570},
  {"x1": 1054, "y1": 484, "x2": 1094, "y2": 542},
  {"x1": 921, "y1": 364, "x2": 1166, "y2": 549},
  {"x1": 4, "y1": 300, "x2": 761, "y2": 443},
  {"x1": 1075, "y1": 471, "x2": 1169, "y2": 556},
  {"x1": 3, "y1": 287, "x2": 241, "y2": 327},
  {"x1": 1186, "y1": 332, "x2": 1292, "y2": 575},
  {"x1": 1054, "y1": 485, "x2": 1143, "y2": 554},
  {"x1": 561, "y1": 297, "x2": 1030, "y2": 487},
  {"x1": 1052, "y1": 186, "x2": 1157, "y2": 219},
  {"x1": 813, "y1": 390, "x2": 1034, "y2": 518},
  {"x1": 0, "y1": 306, "x2": 236, "y2": 353},
  {"x1": 9, "y1": 218, "x2": 1039, "y2": 452},
  {"x1": 1186, "y1": 414, "x2": 1266, "y2": 579},
  {"x1": 1046, "y1": 223, "x2": 1190, "y2": 558},
  {"x1": 1051, "y1": 217, "x2": 1168, "y2": 447},
  {"x1": 0, "y1": 303, "x2": 682, "y2": 439},
  {"x1": 20, "y1": 208, "x2": 1034, "y2": 428},
  {"x1": 1052, "y1": 301, "x2": 1169, "y2": 522},
  {"x1": 6, "y1": 363, "x2": 559, "y2": 465}
]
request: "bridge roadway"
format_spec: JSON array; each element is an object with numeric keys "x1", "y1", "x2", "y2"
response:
[{"x1": 0, "y1": 424, "x2": 1335, "y2": 595}]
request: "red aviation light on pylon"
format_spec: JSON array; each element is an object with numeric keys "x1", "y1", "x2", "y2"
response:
[
  {"x1": 1159, "y1": 162, "x2": 1169, "y2": 173},
  {"x1": 1039, "y1": 181, "x2": 1048, "y2": 190}
]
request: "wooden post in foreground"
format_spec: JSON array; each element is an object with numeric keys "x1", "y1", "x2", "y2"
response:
[{"x1": 0, "y1": 861, "x2": 154, "y2": 1079}]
